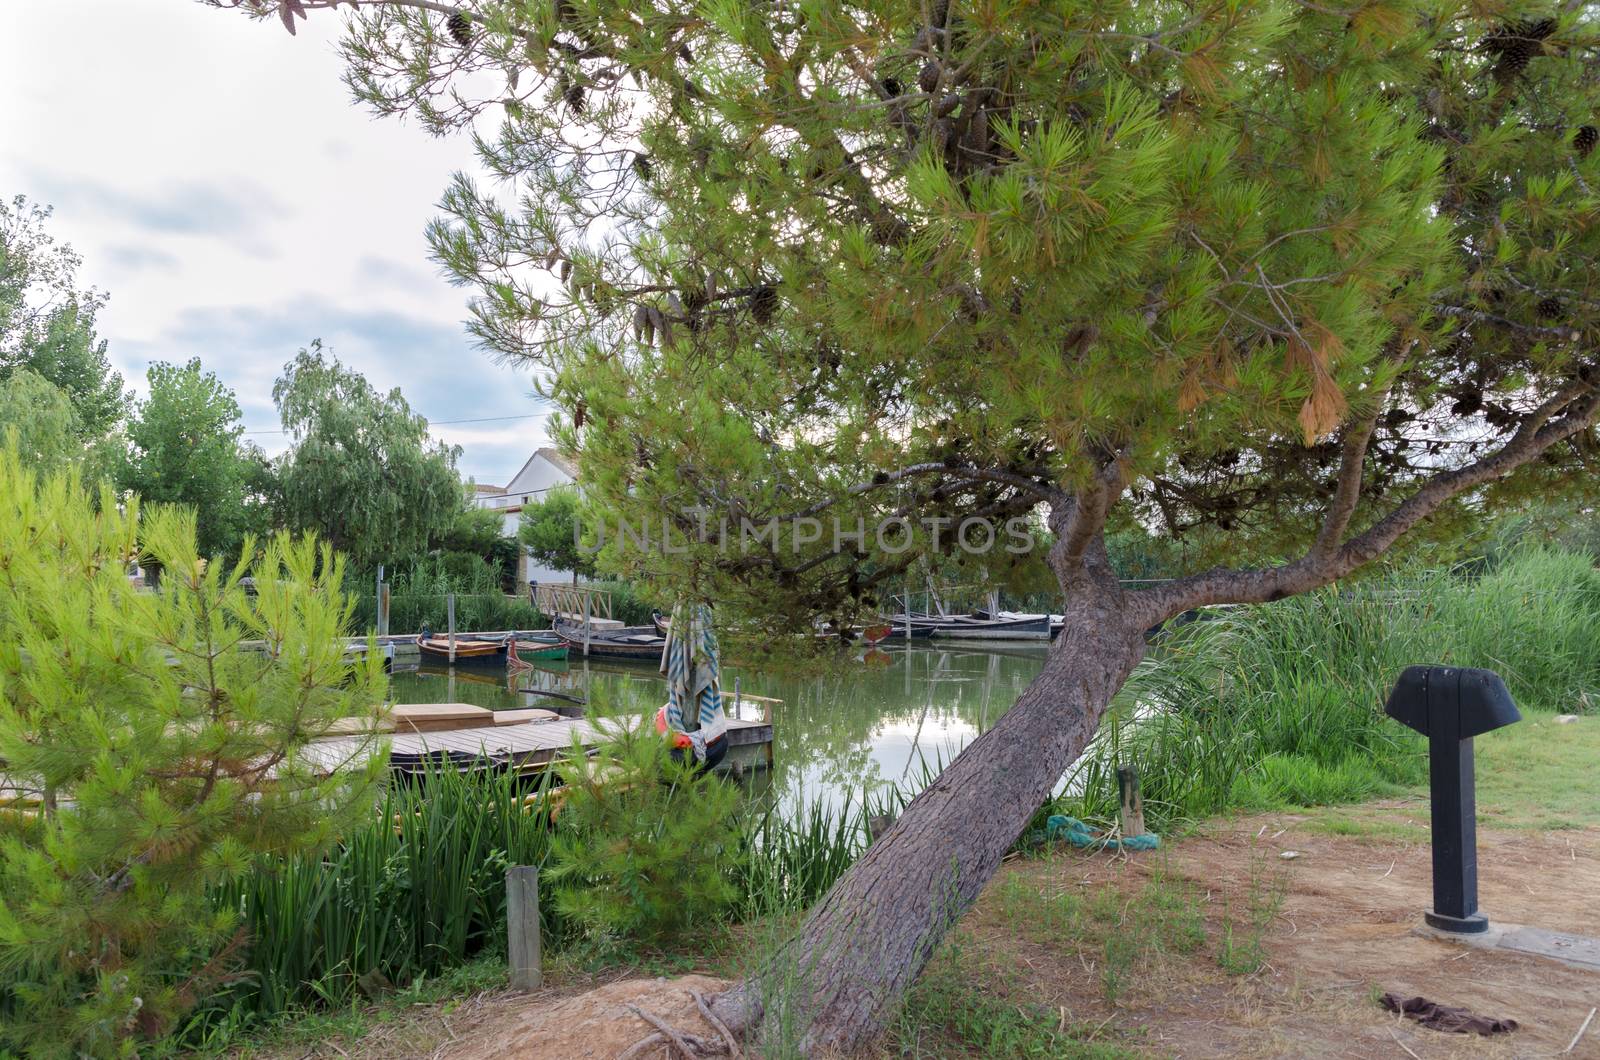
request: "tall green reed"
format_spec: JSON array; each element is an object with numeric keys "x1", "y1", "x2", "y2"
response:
[{"x1": 1063, "y1": 546, "x2": 1600, "y2": 827}]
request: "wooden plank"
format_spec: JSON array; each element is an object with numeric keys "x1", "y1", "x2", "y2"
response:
[
  {"x1": 507, "y1": 866, "x2": 542, "y2": 991},
  {"x1": 393, "y1": 704, "x2": 496, "y2": 733},
  {"x1": 493, "y1": 708, "x2": 562, "y2": 726}
]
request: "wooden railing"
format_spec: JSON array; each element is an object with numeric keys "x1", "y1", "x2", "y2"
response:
[{"x1": 530, "y1": 582, "x2": 613, "y2": 622}]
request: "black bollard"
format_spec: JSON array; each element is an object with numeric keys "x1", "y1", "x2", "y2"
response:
[{"x1": 1384, "y1": 666, "x2": 1521, "y2": 934}]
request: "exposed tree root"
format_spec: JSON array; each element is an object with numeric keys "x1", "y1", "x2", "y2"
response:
[{"x1": 617, "y1": 1002, "x2": 731, "y2": 1059}]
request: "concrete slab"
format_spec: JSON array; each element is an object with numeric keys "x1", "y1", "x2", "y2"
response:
[{"x1": 1417, "y1": 921, "x2": 1600, "y2": 973}]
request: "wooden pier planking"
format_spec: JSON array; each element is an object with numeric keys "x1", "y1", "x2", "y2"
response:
[{"x1": 301, "y1": 714, "x2": 774, "y2": 776}]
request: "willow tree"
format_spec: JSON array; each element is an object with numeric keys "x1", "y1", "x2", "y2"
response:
[{"x1": 212, "y1": 0, "x2": 1600, "y2": 1050}]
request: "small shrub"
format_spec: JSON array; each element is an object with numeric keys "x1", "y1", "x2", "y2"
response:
[{"x1": 546, "y1": 717, "x2": 742, "y2": 950}]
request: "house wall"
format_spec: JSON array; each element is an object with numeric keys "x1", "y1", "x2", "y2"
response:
[{"x1": 473, "y1": 452, "x2": 578, "y2": 591}]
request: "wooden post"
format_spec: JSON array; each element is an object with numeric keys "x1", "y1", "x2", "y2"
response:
[
  {"x1": 1117, "y1": 764, "x2": 1146, "y2": 839},
  {"x1": 448, "y1": 592, "x2": 457, "y2": 664},
  {"x1": 376, "y1": 564, "x2": 389, "y2": 638},
  {"x1": 507, "y1": 866, "x2": 542, "y2": 991}
]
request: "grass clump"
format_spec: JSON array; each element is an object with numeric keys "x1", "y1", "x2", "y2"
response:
[
  {"x1": 993, "y1": 863, "x2": 1205, "y2": 1004},
  {"x1": 1215, "y1": 854, "x2": 1287, "y2": 976},
  {"x1": 892, "y1": 936, "x2": 1142, "y2": 1059}
]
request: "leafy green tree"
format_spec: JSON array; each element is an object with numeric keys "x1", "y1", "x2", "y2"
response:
[
  {"x1": 271, "y1": 341, "x2": 462, "y2": 569},
  {"x1": 0, "y1": 453, "x2": 388, "y2": 1055},
  {"x1": 518, "y1": 486, "x2": 595, "y2": 582},
  {"x1": 118, "y1": 358, "x2": 265, "y2": 558},
  {"x1": 218, "y1": 0, "x2": 1600, "y2": 1048},
  {"x1": 0, "y1": 196, "x2": 126, "y2": 436},
  {"x1": 0, "y1": 368, "x2": 80, "y2": 471},
  {"x1": 431, "y1": 497, "x2": 521, "y2": 587}
]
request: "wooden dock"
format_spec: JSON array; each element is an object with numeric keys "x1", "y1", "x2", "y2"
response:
[{"x1": 303, "y1": 712, "x2": 775, "y2": 777}]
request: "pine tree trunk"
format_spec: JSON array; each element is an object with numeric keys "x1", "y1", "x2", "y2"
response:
[{"x1": 713, "y1": 591, "x2": 1146, "y2": 1054}]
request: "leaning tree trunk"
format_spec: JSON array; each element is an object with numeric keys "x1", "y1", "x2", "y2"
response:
[{"x1": 712, "y1": 590, "x2": 1147, "y2": 1054}]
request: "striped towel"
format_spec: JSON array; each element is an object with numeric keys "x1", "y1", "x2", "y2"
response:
[{"x1": 661, "y1": 602, "x2": 727, "y2": 760}]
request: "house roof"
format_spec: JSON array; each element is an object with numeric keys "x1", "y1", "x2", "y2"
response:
[
  {"x1": 472, "y1": 483, "x2": 506, "y2": 495},
  {"x1": 535, "y1": 446, "x2": 578, "y2": 477}
]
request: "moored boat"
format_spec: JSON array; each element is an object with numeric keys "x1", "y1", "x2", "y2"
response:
[
  {"x1": 551, "y1": 617, "x2": 668, "y2": 661},
  {"x1": 416, "y1": 634, "x2": 509, "y2": 664},
  {"x1": 927, "y1": 613, "x2": 1052, "y2": 642}
]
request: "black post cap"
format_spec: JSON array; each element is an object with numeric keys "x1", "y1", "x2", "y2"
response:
[{"x1": 1384, "y1": 665, "x2": 1521, "y2": 738}]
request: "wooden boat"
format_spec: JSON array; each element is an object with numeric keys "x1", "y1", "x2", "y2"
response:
[
  {"x1": 928, "y1": 613, "x2": 1052, "y2": 642},
  {"x1": 552, "y1": 617, "x2": 668, "y2": 661},
  {"x1": 510, "y1": 635, "x2": 568, "y2": 662},
  {"x1": 416, "y1": 634, "x2": 508, "y2": 664}
]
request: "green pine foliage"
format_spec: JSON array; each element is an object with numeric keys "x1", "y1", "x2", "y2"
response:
[
  {"x1": 234, "y1": 0, "x2": 1599, "y2": 624},
  {"x1": 0, "y1": 451, "x2": 388, "y2": 1056},
  {"x1": 546, "y1": 719, "x2": 742, "y2": 950}
]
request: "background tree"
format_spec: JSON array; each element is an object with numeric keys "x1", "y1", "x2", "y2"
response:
[
  {"x1": 0, "y1": 196, "x2": 127, "y2": 436},
  {"x1": 518, "y1": 486, "x2": 595, "y2": 582},
  {"x1": 0, "y1": 455, "x2": 388, "y2": 1054},
  {"x1": 271, "y1": 341, "x2": 462, "y2": 570},
  {"x1": 118, "y1": 357, "x2": 265, "y2": 558},
  {"x1": 431, "y1": 494, "x2": 522, "y2": 588},
  {"x1": 0, "y1": 367, "x2": 81, "y2": 471},
  {"x1": 214, "y1": 0, "x2": 1600, "y2": 1051}
]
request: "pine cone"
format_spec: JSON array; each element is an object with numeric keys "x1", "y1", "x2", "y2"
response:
[
  {"x1": 1538, "y1": 296, "x2": 1563, "y2": 319},
  {"x1": 750, "y1": 284, "x2": 779, "y2": 325},
  {"x1": 446, "y1": 10, "x2": 473, "y2": 46},
  {"x1": 1575, "y1": 125, "x2": 1597, "y2": 158},
  {"x1": 564, "y1": 83, "x2": 585, "y2": 113},
  {"x1": 631, "y1": 152, "x2": 653, "y2": 181},
  {"x1": 1484, "y1": 19, "x2": 1555, "y2": 80}
]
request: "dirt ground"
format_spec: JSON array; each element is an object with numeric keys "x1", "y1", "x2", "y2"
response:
[
  {"x1": 962, "y1": 799, "x2": 1600, "y2": 1058},
  {"x1": 265, "y1": 798, "x2": 1600, "y2": 1059}
]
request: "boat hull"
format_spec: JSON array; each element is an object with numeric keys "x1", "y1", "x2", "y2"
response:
[{"x1": 551, "y1": 618, "x2": 668, "y2": 661}]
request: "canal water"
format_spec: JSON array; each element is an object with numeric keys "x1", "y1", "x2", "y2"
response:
[{"x1": 387, "y1": 645, "x2": 1049, "y2": 811}]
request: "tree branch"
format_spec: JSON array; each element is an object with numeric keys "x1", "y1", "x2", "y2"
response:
[
  {"x1": 1311, "y1": 392, "x2": 1385, "y2": 557},
  {"x1": 1130, "y1": 384, "x2": 1600, "y2": 627}
]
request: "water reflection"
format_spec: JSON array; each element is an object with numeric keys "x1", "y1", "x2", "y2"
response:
[{"x1": 387, "y1": 645, "x2": 1049, "y2": 811}]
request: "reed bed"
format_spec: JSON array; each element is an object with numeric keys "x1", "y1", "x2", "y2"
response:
[{"x1": 1064, "y1": 546, "x2": 1600, "y2": 827}]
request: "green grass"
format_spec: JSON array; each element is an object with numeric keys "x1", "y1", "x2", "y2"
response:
[
  {"x1": 1063, "y1": 546, "x2": 1600, "y2": 828},
  {"x1": 1215, "y1": 854, "x2": 1287, "y2": 976},
  {"x1": 992, "y1": 862, "x2": 1206, "y2": 1003},
  {"x1": 891, "y1": 937, "x2": 1143, "y2": 1059},
  {"x1": 177, "y1": 955, "x2": 511, "y2": 1058},
  {"x1": 1474, "y1": 712, "x2": 1600, "y2": 829}
]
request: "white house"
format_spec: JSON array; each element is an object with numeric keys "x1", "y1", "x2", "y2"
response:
[{"x1": 472, "y1": 447, "x2": 578, "y2": 587}]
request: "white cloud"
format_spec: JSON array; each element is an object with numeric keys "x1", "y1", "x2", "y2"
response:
[{"x1": 0, "y1": 0, "x2": 551, "y2": 484}]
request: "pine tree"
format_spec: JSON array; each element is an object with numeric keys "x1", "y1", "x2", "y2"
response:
[
  {"x1": 209, "y1": 0, "x2": 1600, "y2": 1050},
  {"x1": 0, "y1": 452, "x2": 388, "y2": 1054}
]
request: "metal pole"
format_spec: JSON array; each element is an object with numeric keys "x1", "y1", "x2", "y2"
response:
[
  {"x1": 582, "y1": 591, "x2": 591, "y2": 657},
  {"x1": 448, "y1": 592, "x2": 457, "y2": 664}
]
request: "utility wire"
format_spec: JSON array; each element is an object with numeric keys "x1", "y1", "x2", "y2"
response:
[{"x1": 242, "y1": 413, "x2": 543, "y2": 436}]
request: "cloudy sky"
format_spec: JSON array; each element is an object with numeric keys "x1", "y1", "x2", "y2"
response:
[{"x1": 1, "y1": 0, "x2": 550, "y2": 485}]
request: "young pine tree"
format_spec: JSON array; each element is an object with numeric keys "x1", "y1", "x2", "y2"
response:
[
  {"x1": 546, "y1": 713, "x2": 741, "y2": 953},
  {"x1": 0, "y1": 452, "x2": 388, "y2": 1055}
]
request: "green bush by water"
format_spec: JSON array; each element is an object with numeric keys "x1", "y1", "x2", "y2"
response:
[
  {"x1": 1065, "y1": 546, "x2": 1600, "y2": 827},
  {"x1": 180, "y1": 756, "x2": 874, "y2": 1045}
]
